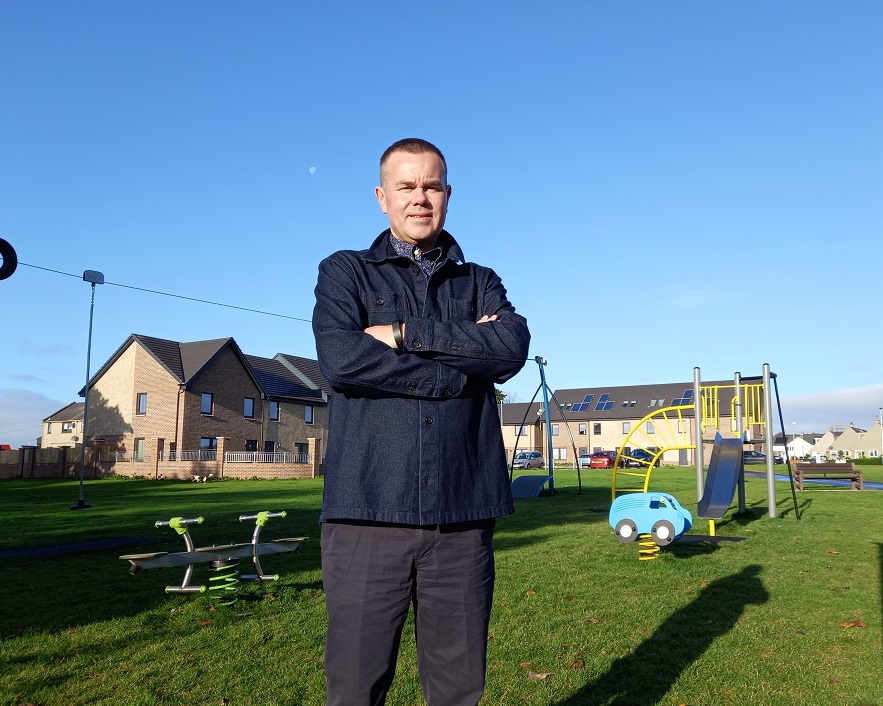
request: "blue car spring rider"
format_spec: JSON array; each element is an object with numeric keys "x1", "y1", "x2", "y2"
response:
[{"x1": 609, "y1": 492, "x2": 692, "y2": 549}]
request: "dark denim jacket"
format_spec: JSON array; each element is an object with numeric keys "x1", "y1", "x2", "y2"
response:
[{"x1": 313, "y1": 230, "x2": 531, "y2": 525}]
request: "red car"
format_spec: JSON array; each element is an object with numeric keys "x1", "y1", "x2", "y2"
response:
[{"x1": 589, "y1": 450, "x2": 620, "y2": 469}]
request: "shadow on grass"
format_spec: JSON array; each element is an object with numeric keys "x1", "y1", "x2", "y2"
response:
[{"x1": 551, "y1": 565, "x2": 769, "y2": 706}]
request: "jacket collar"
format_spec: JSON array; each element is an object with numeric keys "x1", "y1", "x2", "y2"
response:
[{"x1": 365, "y1": 229, "x2": 465, "y2": 265}]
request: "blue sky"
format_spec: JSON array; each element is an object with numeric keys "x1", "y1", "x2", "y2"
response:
[{"x1": 1, "y1": 1, "x2": 881, "y2": 447}]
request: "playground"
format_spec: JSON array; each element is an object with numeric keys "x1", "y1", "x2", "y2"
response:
[{"x1": 1, "y1": 475, "x2": 880, "y2": 706}]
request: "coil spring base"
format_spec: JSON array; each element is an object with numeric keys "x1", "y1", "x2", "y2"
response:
[
  {"x1": 637, "y1": 533, "x2": 660, "y2": 561},
  {"x1": 209, "y1": 559, "x2": 240, "y2": 605}
]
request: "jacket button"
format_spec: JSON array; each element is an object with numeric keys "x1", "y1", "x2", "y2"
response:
[
  {"x1": 451, "y1": 344, "x2": 460, "y2": 352},
  {"x1": 444, "y1": 388, "x2": 453, "y2": 397},
  {"x1": 425, "y1": 416, "x2": 434, "y2": 425},
  {"x1": 408, "y1": 384, "x2": 417, "y2": 393},
  {"x1": 412, "y1": 267, "x2": 419, "y2": 276},
  {"x1": 375, "y1": 296, "x2": 384, "y2": 306},
  {"x1": 413, "y1": 340, "x2": 423, "y2": 349}
]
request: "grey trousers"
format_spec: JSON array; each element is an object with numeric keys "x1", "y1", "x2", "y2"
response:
[{"x1": 321, "y1": 520, "x2": 496, "y2": 706}]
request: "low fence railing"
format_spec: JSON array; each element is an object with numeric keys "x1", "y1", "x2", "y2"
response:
[
  {"x1": 225, "y1": 452, "x2": 310, "y2": 464},
  {"x1": 104, "y1": 449, "x2": 311, "y2": 465},
  {"x1": 159, "y1": 450, "x2": 217, "y2": 462},
  {"x1": 100, "y1": 452, "x2": 148, "y2": 463}
]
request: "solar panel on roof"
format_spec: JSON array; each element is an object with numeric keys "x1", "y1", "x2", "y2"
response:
[{"x1": 594, "y1": 393, "x2": 615, "y2": 411}]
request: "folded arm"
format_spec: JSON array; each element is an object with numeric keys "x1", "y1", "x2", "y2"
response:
[{"x1": 313, "y1": 257, "x2": 465, "y2": 399}]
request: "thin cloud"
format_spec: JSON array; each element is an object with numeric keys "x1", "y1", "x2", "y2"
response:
[
  {"x1": 11, "y1": 373, "x2": 47, "y2": 383},
  {"x1": 18, "y1": 339, "x2": 77, "y2": 357},
  {"x1": 780, "y1": 384, "x2": 883, "y2": 433},
  {"x1": 0, "y1": 388, "x2": 68, "y2": 448}
]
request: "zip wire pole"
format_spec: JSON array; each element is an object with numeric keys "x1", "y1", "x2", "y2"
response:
[
  {"x1": 71, "y1": 270, "x2": 103, "y2": 510},
  {"x1": 536, "y1": 357, "x2": 555, "y2": 494}
]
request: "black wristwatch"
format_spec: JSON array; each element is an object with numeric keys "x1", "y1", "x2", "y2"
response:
[{"x1": 392, "y1": 321, "x2": 404, "y2": 351}]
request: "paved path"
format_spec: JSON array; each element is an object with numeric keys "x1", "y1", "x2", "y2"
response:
[{"x1": 0, "y1": 536, "x2": 159, "y2": 558}]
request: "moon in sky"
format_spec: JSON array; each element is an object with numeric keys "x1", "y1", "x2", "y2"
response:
[{"x1": 309, "y1": 166, "x2": 317, "y2": 174}]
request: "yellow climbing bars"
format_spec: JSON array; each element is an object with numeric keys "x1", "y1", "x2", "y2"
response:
[{"x1": 611, "y1": 381, "x2": 767, "y2": 499}]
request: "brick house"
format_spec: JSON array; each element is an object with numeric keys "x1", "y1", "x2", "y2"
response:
[
  {"x1": 80, "y1": 334, "x2": 328, "y2": 478},
  {"x1": 40, "y1": 402, "x2": 85, "y2": 449}
]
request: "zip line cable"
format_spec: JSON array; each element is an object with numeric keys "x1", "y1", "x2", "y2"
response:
[{"x1": 20, "y1": 262, "x2": 312, "y2": 323}]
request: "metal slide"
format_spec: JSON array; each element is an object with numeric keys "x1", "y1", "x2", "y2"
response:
[{"x1": 697, "y1": 433, "x2": 744, "y2": 520}]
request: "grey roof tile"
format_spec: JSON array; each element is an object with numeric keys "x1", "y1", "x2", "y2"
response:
[
  {"x1": 44, "y1": 402, "x2": 85, "y2": 422},
  {"x1": 245, "y1": 355, "x2": 324, "y2": 401},
  {"x1": 277, "y1": 354, "x2": 331, "y2": 396}
]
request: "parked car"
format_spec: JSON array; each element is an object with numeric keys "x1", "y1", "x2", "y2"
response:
[
  {"x1": 589, "y1": 450, "x2": 619, "y2": 469},
  {"x1": 609, "y1": 492, "x2": 693, "y2": 546},
  {"x1": 623, "y1": 448, "x2": 660, "y2": 468},
  {"x1": 511, "y1": 451, "x2": 544, "y2": 470},
  {"x1": 773, "y1": 453, "x2": 784, "y2": 464},
  {"x1": 743, "y1": 450, "x2": 767, "y2": 465},
  {"x1": 577, "y1": 453, "x2": 592, "y2": 469}
]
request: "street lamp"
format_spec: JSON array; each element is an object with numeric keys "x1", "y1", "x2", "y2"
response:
[
  {"x1": 71, "y1": 270, "x2": 104, "y2": 510},
  {"x1": 790, "y1": 421, "x2": 799, "y2": 461}
]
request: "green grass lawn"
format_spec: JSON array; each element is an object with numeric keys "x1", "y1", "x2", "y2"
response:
[{"x1": 0, "y1": 472, "x2": 880, "y2": 706}]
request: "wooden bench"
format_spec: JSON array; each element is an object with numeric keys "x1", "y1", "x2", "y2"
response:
[{"x1": 793, "y1": 462, "x2": 864, "y2": 491}]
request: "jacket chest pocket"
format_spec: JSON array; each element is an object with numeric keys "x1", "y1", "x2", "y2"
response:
[
  {"x1": 364, "y1": 292, "x2": 408, "y2": 326},
  {"x1": 446, "y1": 298, "x2": 476, "y2": 321}
]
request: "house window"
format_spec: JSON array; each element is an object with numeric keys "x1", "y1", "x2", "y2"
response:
[
  {"x1": 201, "y1": 393, "x2": 213, "y2": 415},
  {"x1": 578, "y1": 423, "x2": 587, "y2": 435},
  {"x1": 245, "y1": 440, "x2": 258, "y2": 452},
  {"x1": 622, "y1": 422, "x2": 631, "y2": 434},
  {"x1": 305, "y1": 405, "x2": 314, "y2": 424},
  {"x1": 263, "y1": 440, "x2": 275, "y2": 453},
  {"x1": 517, "y1": 425, "x2": 528, "y2": 436},
  {"x1": 134, "y1": 438, "x2": 145, "y2": 462},
  {"x1": 551, "y1": 424, "x2": 559, "y2": 436},
  {"x1": 136, "y1": 393, "x2": 147, "y2": 416},
  {"x1": 270, "y1": 401, "x2": 280, "y2": 421},
  {"x1": 47, "y1": 423, "x2": 53, "y2": 433},
  {"x1": 62, "y1": 422, "x2": 75, "y2": 433},
  {"x1": 677, "y1": 420, "x2": 686, "y2": 433},
  {"x1": 647, "y1": 422, "x2": 656, "y2": 434},
  {"x1": 200, "y1": 437, "x2": 217, "y2": 449},
  {"x1": 244, "y1": 398, "x2": 255, "y2": 419},
  {"x1": 552, "y1": 448, "x2": 567, "y2": 460},
  {"x1": 593, "y1": 423, "x2": 601, "y2": 435}
]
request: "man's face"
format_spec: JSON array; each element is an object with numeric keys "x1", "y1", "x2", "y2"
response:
[{"x1": 375, "y1": 150, "x2": 451, "y2": 249}]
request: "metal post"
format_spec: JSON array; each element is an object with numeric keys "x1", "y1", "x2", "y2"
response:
[
  {"x1": 693, "y1": 366, "x2": 704, "y2": 500},
  {"x1": 763, "y1": 363, "x2": 777, "y2": 517},
  {"x1": 536, "y1": 357, "x2": 554, "y2": 493},
  {"x1": 71, "y1": 270, "x2": 103, "y2": 510},
  {"x1": 734, "y1": 372, "x2": 746, "y2": 513}
]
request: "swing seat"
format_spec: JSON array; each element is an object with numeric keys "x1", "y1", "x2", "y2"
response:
[{"x1": 511, "y1": 474, "x2": 553, "y2": 498}]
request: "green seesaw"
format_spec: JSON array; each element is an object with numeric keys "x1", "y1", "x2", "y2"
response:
[{"x1": 120, "y1": 511, "x2": 307, "y2": 603}]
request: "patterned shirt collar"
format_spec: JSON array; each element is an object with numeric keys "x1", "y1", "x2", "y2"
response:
[{"x1": 388, "y1": 233, "x2": 443, "y2": 277}]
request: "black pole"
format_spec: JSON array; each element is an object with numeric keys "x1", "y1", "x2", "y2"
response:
[{"x1": 72, "y1": 275, "x2": 101, "y2": 510}]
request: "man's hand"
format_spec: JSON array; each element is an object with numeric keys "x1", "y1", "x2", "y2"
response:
[
  {"x1": 364, "y1": 323, "x2": 402, "y2": 349},
  {"x1": 364, "y1": 316, "x2": 495, "y2": 349}
]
